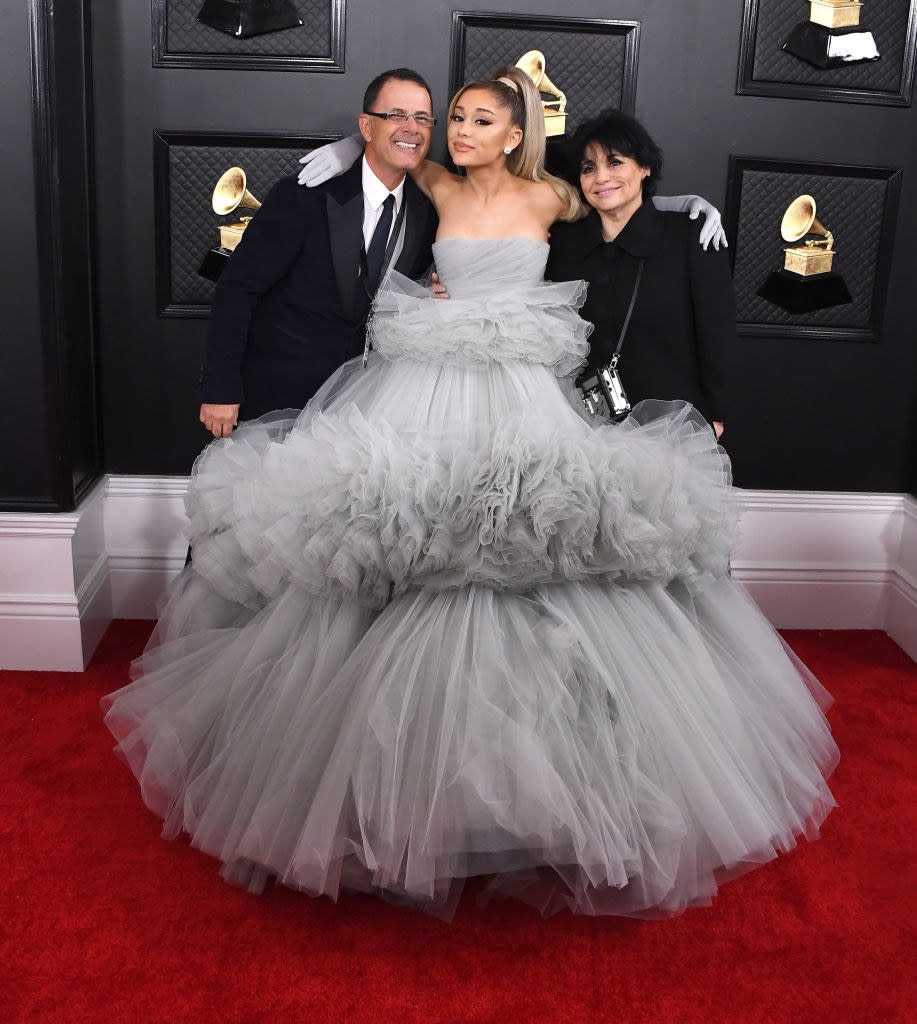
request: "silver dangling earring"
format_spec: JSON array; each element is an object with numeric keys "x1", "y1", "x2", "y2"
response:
[{"x1": 504, "y1": 146, "x2": 513, "y2": 155}]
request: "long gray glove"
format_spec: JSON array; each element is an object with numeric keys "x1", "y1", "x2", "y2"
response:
[
  {"x1": 652, "y1": 194, "x2": 727, "y2": 251},
  {"x1": 298, "y1": 133, "x2": 363, "y2": 186}
]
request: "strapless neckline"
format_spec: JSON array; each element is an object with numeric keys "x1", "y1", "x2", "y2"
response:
[{"x1": 433, "y1": 237, "x2": 549, "y2": 248}]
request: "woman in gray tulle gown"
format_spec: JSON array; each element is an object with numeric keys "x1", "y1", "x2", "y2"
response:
[{"x1": 102, "y1": 66, "x2": 838, "y2": 919}]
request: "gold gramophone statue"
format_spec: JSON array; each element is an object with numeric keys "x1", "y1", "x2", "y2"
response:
[
  {"x1": 211, "y1": 166, "x2": 261, "y2": 251},
  {"x1": 757, "y1": 194, "x2": 851, "y2": 313},
  {"x1": 515, "y1": 50, "x2": 567, "y2": 137},
  {"x1": 781, "y1": 194, "x2": 835, "y2": 276},
  {"x1": 198, "y1": 166, "x2": 262, "y2": 282},
  {"x1": 783, "y1": 0, "x2": 880, "y2": 68}
]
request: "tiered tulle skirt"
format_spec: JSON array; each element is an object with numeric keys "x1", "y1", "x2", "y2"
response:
[
  {"x1": 102, "y1": 242, "x2": 838, "y2": 917},
  {"x1": 103, "y1": 367, "x2": 837, "y2": 918}
]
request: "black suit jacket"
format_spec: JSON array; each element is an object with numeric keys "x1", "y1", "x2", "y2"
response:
[
  {"x1": 201, "y1": 161, "x2": 437, "y2": 418},
  {"x1": 547, "y1": 203, "x2": 735, "y2": 424}
]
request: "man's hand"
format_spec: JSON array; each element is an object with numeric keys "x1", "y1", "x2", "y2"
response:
[
  {"x1": 200, "y1": 403, "x2": 239, "y2": 438},
  {"x1": 297, "y1": 134, "x2": 363, "y2": 186},
  {"x1": 713, "y1": 421, "x2": 724, "y2": 440},
  {"x1": 430, "y1": 272, "x2": 449, "y2": 300},
  {"x1": 652, "y1": 194, "x2": 727, "y2": 251}
]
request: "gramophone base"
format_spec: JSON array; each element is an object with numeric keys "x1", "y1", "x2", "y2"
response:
[
  {"x1": 197, "y1": 0, "x2": 303, "y2": 39},
  {"x1": 782, "y1": 21, "x2": 880, "y2": 69},
  {"x1": 757, "y1": 269, "x2": 852, "y2": 313},
  {"x1": 198, "y1": 247, "x2": 234, "y2": 283}
]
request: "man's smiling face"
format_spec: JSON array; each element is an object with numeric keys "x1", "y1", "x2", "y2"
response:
[{"x1": 359, "y1": 78, "x2": 433, "y2": 189}]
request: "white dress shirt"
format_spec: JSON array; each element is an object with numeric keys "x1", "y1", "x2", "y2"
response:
[{"x1": 361, "y1": 157, "x2": 407, "y2": 268}]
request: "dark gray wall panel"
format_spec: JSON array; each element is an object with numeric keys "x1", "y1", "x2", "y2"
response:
[
  {"x1": 153, "y1": 0, "x2": 344, "y2": 71},
  {"x1": 739, "y1": 0, "x2": 917, "y2": 104},
  {"x1": 452, "y1": 14, "x2": 639, "y2": 129},
  {"x1": 726, "y1": 160, "x2": 901, "y2": 339},
  {"x1": 2, "y1": 0, "x2": 100, "y2": 510},
  {"x1": 0, "y1": 1, "x2": 53, "y2": 504},
  {"x1": 154, "y1": 132, "x2": 335, "y2": 315},
  {"x1": 0, "y1": 1, "x2": 51, "y2": 503},
  {"x1": 86, "y1": 1, "x2": 917, "y2": 491}
]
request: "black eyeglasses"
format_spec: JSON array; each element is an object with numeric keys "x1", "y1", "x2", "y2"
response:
[{"x1": 364, "y1": 110, "x2": 437, "y2": 128}]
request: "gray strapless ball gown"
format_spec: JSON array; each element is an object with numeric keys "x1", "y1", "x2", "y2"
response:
[{"x1": 102, "y1": 238, "x2": 838, "y2": 918}]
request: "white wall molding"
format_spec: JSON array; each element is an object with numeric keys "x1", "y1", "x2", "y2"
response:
[
  {"x1": 0, "y1": 479, "x2": 110, "y2": 670},
  {"x1": 103, "y1": 476, "x2": 189, "y2": 619},
  {"x1": 1, "y1": 478, "x2": 914, "y2": 669},
  {"x1": 886, "y1": 496, "x2": 917, "y2": 660},
  {"x1": 731, "y1": 489, "x2": 904, "y2": 630}
]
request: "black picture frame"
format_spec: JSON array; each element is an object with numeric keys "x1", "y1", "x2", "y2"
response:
[
  {"x1": 724, "y1": 156, "x2": 902, "y2": 342},
  {"x1": 449, "y1": 12, "x2": 641, "y2": 135},
  {"x1": 151, "y1": 0, "x2": 345, "y2": 72},
  {"x1": 153, "y1": 130, "x2": 339, "y2": 318},
  {"x1": 737, "y1": 0, "x2": 917, "y2": 106}
]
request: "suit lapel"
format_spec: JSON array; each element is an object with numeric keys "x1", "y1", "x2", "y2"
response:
[{"x1": 325, "y1": 161, "x2": 366, "y2": 322}]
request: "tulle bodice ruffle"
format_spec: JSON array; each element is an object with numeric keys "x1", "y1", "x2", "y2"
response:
[{"x1": 370, "y1": 238, "x2": 591, "y2": 376}]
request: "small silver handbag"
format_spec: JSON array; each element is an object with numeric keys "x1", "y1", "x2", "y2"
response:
[{"x1": 576, "y1": 259, "x2": 645, "y2": 423}]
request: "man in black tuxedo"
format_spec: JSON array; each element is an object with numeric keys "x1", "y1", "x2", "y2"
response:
[{"x1": 199, "y1": 68, "x2": 439, "y2": 438}]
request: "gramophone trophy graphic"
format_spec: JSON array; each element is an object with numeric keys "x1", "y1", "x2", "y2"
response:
[
  {"x1": 783, "y1": 1, "x2": 880, "y2": 69},
  {"x1": 515, "y1": 50, "x2": 568, "y2": 136},
  {"x1": 198, "y1": 166, "x2": 261, "y2": 283},
  {"x1": 757, "y1": 194, "x2": 852, "y2": 313},
  {"x1": 197, "y1": 0, "x2": 302, "y2": 38}
]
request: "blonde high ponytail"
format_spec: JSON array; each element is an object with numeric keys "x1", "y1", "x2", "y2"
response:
[{"x1": 447, "y1": 66, "x2": 584, "y2": 222}]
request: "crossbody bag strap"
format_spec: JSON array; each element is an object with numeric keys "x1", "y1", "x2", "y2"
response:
[{"x1": 610, "y1": 258, "x2": 646, "y2": 369}]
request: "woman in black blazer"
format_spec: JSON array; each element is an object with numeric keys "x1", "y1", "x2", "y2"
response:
[{"x1": 547, "y1": 111, "x2": 735, "y2": 437}]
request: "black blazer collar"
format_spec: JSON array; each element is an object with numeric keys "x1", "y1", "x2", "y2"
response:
[
  {"x1": 613, "y1": 200, "x2": 665, "y2": 258},
  {"x1": 326, "y1": 160, "x2": 366, "y2": 322},
  {"x1": 325, "y1": 163, "x2": 432, "y2": 316},
  {"x1": 578, "y1": 201, "x2": 664, "y2": 259}
]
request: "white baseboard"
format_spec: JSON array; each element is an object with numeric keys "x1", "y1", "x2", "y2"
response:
[
  {"x1": 886, "y1": 498, "x2": 917, "y2": 660},
  {"x1": 104, "y1": 475, "x2": 189, "y2": 619},
  {"x1": 109, "y1": 551, "x2": 187, "y2": 619},
  {"x1": 733, "y1": 567, "x2": 891, "y2": 630},
  {"x1": 731, "y1": 490, "x2": 905, "y2": 631},
  {"x1": 0, "y1": 480, "x2": 111, "y2": 670},
  {"x1": 1, "y1": 478, "x2": 914, "y2": 669}
]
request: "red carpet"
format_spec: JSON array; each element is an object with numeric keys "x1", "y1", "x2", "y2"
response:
[{"x1": 2, "y1": 622, "x2": 914, "y2": 1023}]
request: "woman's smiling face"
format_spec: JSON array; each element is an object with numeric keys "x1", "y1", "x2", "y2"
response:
[{"x1": 579, "y1": 142, "x2": 649, "y2": 218}]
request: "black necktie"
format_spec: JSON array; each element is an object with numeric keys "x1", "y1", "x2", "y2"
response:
[{"x1": 365, "y1": 193, "x2": 395, "y2": 292}]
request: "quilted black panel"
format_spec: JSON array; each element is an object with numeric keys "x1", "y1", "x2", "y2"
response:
[
  {"x1": 730, "y1": 166, "x2": 891, "y2": 330},
  {"x1": 456, "y1": 23, "x2": 635, "y2": 131},
  {"x1": 749, "y1": 0, "x2": 909, "y2": 91},
  {"x1": 161, "y1": 0, "x2": 333, "y2": 58},
  {"x1": 162, "y1": 139, "x2": 322, "y2": 310}
]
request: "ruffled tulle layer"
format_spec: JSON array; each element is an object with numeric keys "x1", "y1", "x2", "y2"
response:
[
  {"x1": 370, "y1": 263, "x2": 591, "y2": 376},
  {"x1": 102, "y1": 575, "x2": 837, "y2": 919},
  {"x1": 186, "y1": 392, "x2": 737, "y2": 611}
]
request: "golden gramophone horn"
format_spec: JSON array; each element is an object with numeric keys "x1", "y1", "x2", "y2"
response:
[
  {"x1": 211, "y1": 166, "x2": 262, "y2": 216},
  {"x1": 515, "y1": 50, "x2": 567, "y2": 136},
  {"x1": 780, "y1": 194, "x2": 833, "y2": 250},
  {"x1": 515, "y1": 49, "x2": 567, "y2": 112}
]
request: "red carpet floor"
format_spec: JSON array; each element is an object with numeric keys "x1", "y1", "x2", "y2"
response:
[{"x1": 2, "y1": 622, "x2": 915, "y2": 1024}]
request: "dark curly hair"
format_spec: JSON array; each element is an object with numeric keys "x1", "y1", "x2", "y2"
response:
[
  {"x1": 570, "y1": 109, "x2": 663, "y2": 199},
  {"x1": 362, "y1": 68, "x2": 433, "y2": 114}
]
